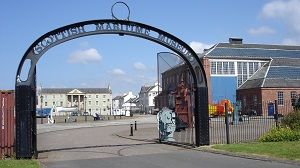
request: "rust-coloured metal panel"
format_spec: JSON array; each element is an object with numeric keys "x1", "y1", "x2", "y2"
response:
[{"x1": 0, "y1": 90, "x2": 15, "y2": 159}]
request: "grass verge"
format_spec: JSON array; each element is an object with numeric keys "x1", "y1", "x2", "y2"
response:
[
  {"x1": 212, "y1": 141, "x2": 300, "y2": 161},
  {"x1": 0, "y1": 159, "x2": 39, "y2": 168}
]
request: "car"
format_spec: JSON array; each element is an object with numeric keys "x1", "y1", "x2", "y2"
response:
[{"x1": 83, "y1": 112, "x2": 89, "y2": 116}]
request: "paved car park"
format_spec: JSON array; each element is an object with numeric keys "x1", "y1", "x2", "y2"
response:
[{"x1": 37, "y1": 116, "x2": 300, "y2": 168}]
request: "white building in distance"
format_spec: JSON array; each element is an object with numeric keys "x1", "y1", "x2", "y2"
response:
[
  {"x1": 112, "y1": 91, "x2": 137, "y2": 116},
  {"x1": 138, "y1": 82, "x2": 161, "y2": 114},
  {"x1": 37, "y1": 87, "x2": 112, "y2": 116}
]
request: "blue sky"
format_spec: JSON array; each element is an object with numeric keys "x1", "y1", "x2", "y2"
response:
[{"x1": 1, "y1": 0, "x2": 300, "y2": 96}]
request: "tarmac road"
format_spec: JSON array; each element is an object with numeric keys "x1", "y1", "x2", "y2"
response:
[{"x1": 37, "y1": 116, "x2": 299, "y2": 168}]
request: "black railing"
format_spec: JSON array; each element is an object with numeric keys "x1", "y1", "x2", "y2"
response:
[{"x1": 209, "y1": 100, "x2": 295, "y2": 144}]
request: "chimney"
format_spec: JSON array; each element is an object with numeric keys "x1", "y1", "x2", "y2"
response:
[{"x1": 229, "y1": 37, "x2": 243, "y2": 44}]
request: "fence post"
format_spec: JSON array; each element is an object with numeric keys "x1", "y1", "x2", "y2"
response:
[
  {"x1": 225, "y1": 103, "x2": 230, "y2": 144},
  {"x1": 274, "y1": 100, "x2": 279, "y2": 128}
]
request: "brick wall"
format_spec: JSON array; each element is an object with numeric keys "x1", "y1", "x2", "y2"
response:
[
  {"x1": 261, "y1": 88, "x2": 300, "y2": 115},
  {"x1": 201, "y1": 57, "x2": 212, "y2": 104},
  {"x1": 237, "y1": 87, "x2": 300, "y2": 116}
]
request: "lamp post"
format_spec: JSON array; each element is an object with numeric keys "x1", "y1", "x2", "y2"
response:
[
  {"x1": 84, "y1": 95, "x2": 87, "y2": 122},
  {"x1": 130, "y1": 99, "x2": 132, "y2": 117},
  {"x1": 40, "y1": 95, "x2": 43, "y2": 124}
]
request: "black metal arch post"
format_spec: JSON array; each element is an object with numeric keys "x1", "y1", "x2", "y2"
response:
[{"x1": 15, "y1": 19, "x2": 209, "y2": 158}]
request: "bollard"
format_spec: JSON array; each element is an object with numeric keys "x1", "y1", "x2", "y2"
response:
[
  {"x1": 65, "y1": 119, "x2": 67, "y2": 123},
  {"x1": 41, "y1": 118, "x2": 43, "y2": 124},
  {"x1": 134, "y1": 121, "x2": 137, "y2": 131},
  {"x1": 108, "y1": 117, "x2": 110, "y2": 120},
  {"x1": 130, "y1": 124, "x2": 133, "y2": 136},
  {"x1": 75, "y1": 118, "x2": 77, "y2": 122},
  {"x1": 114, "y1": 116, "x2": 116, "y2": 119},
  {"x1": 54, "y1": 120, "x2": 56, "y2": 124}
]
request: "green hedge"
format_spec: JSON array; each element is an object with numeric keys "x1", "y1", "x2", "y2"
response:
[
  {"x1": 281, "y1": 111, "x2": 300, "y2": 131},
  {"x1": 259, "y1": 127, "x2": 300, "y2": 142}
]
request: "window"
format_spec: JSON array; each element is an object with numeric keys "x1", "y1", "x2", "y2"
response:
[
  {"x1": 217, "y1": 62, "x2": 222, "y2": 74},
  {"x1": 229, "y1": 62, "x2": 235, "y2": 74},
  {"x1": 60, "y1": 94, "x2": 63, "y2": 98},
  {"x1": 210, "y1": 61, "x2": 216, "y2": 74},
  {"x1": 277, "y1": 91, "x2": 284, "y2": 105},
  {"x1": 89, "y1": 101, "x2": 91, "y2": 105},
  {"x1": 53, "y1": 101, "x2": 55, "y2": 105},
  {"x1": 237, "y1": 76, "x2": 243, "y2": 87},
  {"x1": 88, "y1": 95, "x2": 91, "y2": 98},
  {"x1": 237, "y1": 62, "x2": 242, "y2": 74},
  {"x1": 107, "y1": 99, "x2": 110, "y2": 102},
  {"x1": 253, "y1": 95, "x2": 257, "y2": 106},
  {"x1": 249, "y1": 62, "x2": 254, "y2": 76},
  {"x1": 53, "y1": 95, "x2": 55, "y2": 99},
  {"x1": 96, "y1": 108, "x2": 98, "y2": 111},
  {"x1": 291, "y1": 91, "x2": 297, "y2": 105},
  {"x1": 96, "y1": 95, "x2": 98, "y2": 98},
  {"x1": 223, "y1": 62, "x2": 229, "y2": 74},
  {"x1": 291, "y1": 91, "x2": 297, "y2": 99},
  {"x1": 254, "y1": 62, "x2": 259, "y2": 71},
  {"x1": 60, "y1": 101, "x2": 63, "y2": 106},
  {"x1": 242, "y1": 62, "x2": 247, "y2": 75},
  {"x1": 96, "y1": 101, "x2": 99, "y2": 105},
  {"x1": 45, "y1": 102, "x2": 48, "y2": 106},
  {"x1": 103, "y1": 95, "x2": 106, "y2": 98}
]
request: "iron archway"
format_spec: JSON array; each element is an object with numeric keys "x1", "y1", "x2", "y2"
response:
[{"x1": 15, "y1": 19, "x2": 209, "y2": 158}]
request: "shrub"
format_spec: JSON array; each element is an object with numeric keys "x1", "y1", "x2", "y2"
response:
[
  {"x1": 281, "y1": 110, "x2": 300, "y2": 131},
  {"x1": 259, "y1": 127, "x2": 300, "y2": 142}
]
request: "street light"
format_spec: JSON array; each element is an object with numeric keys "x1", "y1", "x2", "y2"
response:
[
  {"x1": 84, "y1": 95, "x2": 87, "y2": 122},
  {"x1": 40, "y1": 95, "x2": 44, "y2": 124},
  {"x1": 129, "y1": 99, "x2": 132, "y2": 117}
]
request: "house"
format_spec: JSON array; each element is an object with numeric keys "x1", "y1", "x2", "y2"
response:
[
  {"x1": 122, "y1": 97, "x2": 139, "y2": 116},
  {"x1": 139, "y1": 82, "x2": 161, "y2": 114},
  {"x1": 112, "y1": 91, "x2": 136, "y2": 116},
  {"x1": 37, "y1": 87, "x2": 112, "y2": 116}
]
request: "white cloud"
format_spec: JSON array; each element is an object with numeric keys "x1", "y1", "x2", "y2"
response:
[
  {"x1": 248, "y1": 26, "x2": 275, "y2": 35},
  {"x1": 110, "y1": 68, "x2": 126, "y2": 75},
  {"x1": 282, "y1": 38, "x2": 300, "y2": 45},
  {"x1": 189, "y1": 41, "x2": 212, "y2": 53},
  {"x1": 108, "y1": 68, "x2": 136, "y2": 84},
  {"x1": 133, "y1": 62, "x2": 147, "y2": 71},
  {"x1": 261, "y1": 0, "x2": 300, "y2": 34},
  {"x1": 68, "y1": 48, "x2": 102, "y2": 64}
]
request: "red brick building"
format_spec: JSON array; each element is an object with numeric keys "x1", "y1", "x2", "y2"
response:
[
  {"x1": 156, "y1": 38, "x2": 300, "y2": 117},
  {"x1": 237, "y1": 58, "x2": 300, "y2": 115}
]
